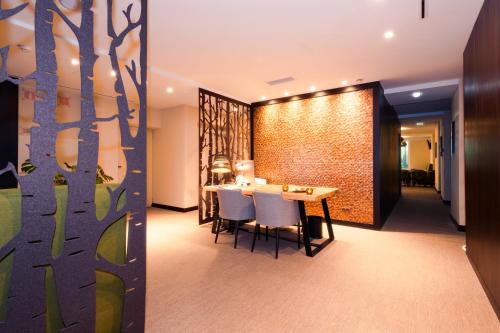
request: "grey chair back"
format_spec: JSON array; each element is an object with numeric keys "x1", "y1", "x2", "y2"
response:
[
  {"x1": 253, "y1": 191, "x2": 300, "y2": 227},
  {"x1": 217, "y1": 188, "x2": 255, "y2": 221}
]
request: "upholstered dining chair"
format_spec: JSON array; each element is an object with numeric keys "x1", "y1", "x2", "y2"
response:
[
  {"x1": 215, "y1": 188, "x2": 256, "y2": 248},
  {"x1": 252, "y1": 191, "x2": 301, "y2": 259}
]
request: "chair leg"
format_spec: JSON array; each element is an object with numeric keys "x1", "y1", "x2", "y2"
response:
[
  {"x1": 234, "y1": 221, "x2": 240, "y2": 248},
  {"x1": 266, "y1": 226, "x2": 269, "y2": 242},
  {"x1": 214, "y1": 218, "x2": 222, "y2": 244},
  {"x1": 297, "y1": 220, "x2": 301, "y2": 250},
  {"x1": 251, "y1": 224, "x2": 259, "y2": 252},
  {"x1": 275, "y1": 228, "x2": 280, "y2": 259},
  {"x1": 257, "y1": 224, "x2": 261, "y2": 240}
]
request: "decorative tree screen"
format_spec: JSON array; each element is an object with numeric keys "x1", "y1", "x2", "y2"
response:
[
  {"x1": 198, "y1": 89, "x2": 251, "y2": 225},
  {"x1": 0, "y1": 1, "x2": 147, "y2": 332}
]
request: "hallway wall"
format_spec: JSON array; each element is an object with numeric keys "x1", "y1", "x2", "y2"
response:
[
  {"x1": 451, "y1": 82, "x2": 466, "y2": 226},
  {"x1": 408, "y1": 139, "x2": 431, "y2": 170}
]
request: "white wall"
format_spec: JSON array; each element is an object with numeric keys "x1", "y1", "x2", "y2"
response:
[
  {"x1": 451, "y1": 81, "x2": 466, "y2": 226},
  {"x1": 152, "y1": 105, "x2": 198, "y2": 209},
  {"x1": 434, "y1": 126, "x2": 440, "y2": 192}
]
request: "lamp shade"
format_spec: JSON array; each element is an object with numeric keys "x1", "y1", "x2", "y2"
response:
[{"x1": 211, "y1": 155, "x2": 231, "y2": 174}]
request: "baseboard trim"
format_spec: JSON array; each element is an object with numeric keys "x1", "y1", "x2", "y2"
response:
[
  {"x1": 333, "y1": 219, "x2": 380, "y2": 230},
  {"x1": 467, "y1": 253, "x2": 500, "y2": 320},
  {"x1": 152, "y1": 203, "x2": 198, "y2": 213},
  {"x1": 449, "y1": 214, "x2": 466, "y2": 232}
]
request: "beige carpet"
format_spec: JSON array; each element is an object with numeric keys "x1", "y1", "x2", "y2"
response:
[{"x1": 145, "y1": 187, "x2": 500, "y2": 332}]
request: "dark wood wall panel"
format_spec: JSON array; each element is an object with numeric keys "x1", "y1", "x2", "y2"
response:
[
  {"x1": 0, "y1": 82, "x2": 18, "y2": 189},
  {"x1": 463, "y1": 0, "x2": 500, "y2": 319},
  {"x1": 376, "y1": 87, "x2": 401, "y2": 227}
]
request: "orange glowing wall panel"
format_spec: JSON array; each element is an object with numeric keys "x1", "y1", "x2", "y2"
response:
[{"x1": 253, "y1": 88, "x2": 375, "y2": 224}]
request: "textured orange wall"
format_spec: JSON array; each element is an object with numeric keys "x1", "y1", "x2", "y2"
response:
[{"x1": 253, "y1": 89, "x2": 374, "y2": 224}]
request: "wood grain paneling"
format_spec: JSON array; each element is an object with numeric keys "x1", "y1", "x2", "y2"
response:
[
  {"x1": 375, "y1": 87, "x2": 401, "y2": 226},
  {"x1": 463, "y1": 0, "x2": 500, "y2": 319}
]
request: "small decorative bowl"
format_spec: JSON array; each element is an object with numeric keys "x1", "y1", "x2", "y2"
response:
[
  {"x1": 306, "y1": 187, "x2": 314, "y2": 195},
  {"x1": 282, "y1": 184, "x2": 289, "y2": 192}
]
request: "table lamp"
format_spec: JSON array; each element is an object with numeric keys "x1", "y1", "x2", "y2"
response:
[{"x1": 211, "y1": 155, "x2": 232, "y2": 184}]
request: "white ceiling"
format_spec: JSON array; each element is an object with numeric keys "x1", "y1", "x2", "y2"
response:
[{"x1": 1, "y1": 0, "x2": 484, "y2": 109}]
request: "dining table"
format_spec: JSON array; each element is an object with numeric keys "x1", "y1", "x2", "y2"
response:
[{"x1": 203, "y1": 184, "x2": 339, "y2": 257}]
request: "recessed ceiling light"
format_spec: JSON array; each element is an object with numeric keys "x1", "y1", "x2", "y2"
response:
[
  {"x1": 341, "y1": 80, "x2": 348, "y2": 86},
  {"x1": 71, "y1": 58, "x2": 79, "y2": 66},
  {"x1": 110, "y1": 70, "x2": 117, "y2": 77},
  {"x1": 16, "y1": 44, "x2": 32, "y2": 53},
  {"x1": 284, "y1": 91, "x2": 290, "y2": 97},
  {"x1": 166, "y1": 87, "x2": 174, "y2": 94},
  {"x1": 309, "y1": 86, "x2": 316, "y2": 92},
  {"x1": 260, "y1": 96, "x2": 266, "y2": 101},
  {"x1": 412, "y1": 91, "x2": 422, "y2": 98},
  {"x1": 416, "y1": 122, "x2": 424, "y2": 126},
  {"x1": 384, "y1": 30, "x2": 395, "y2": 39}
]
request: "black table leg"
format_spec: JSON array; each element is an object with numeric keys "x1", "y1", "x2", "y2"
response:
[
  {"x1": 211, "y1": 195, "x2": 220, "y2": 233},
  {"x1": 321, "y1": 198, "x2": 335, "y2": 241},
  {"x1": 298, "y1": 201, "x2": 313, "y2": 257}
]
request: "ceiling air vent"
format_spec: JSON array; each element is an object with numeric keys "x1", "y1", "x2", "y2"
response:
[{"x1": 266, "y1": 76, "x2": 294, "y2": 86}]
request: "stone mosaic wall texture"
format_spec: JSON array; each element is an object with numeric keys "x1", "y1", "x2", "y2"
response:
[{"x1": 253, "y1": 89, "x2": 374, "y2": 224}]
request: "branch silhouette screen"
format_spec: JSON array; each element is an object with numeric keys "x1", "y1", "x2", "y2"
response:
[
  {"x1": 198, "y1": 89, "x2": 251, "y2": 225},
  {"x1": 0, "y1": 1, "x2": 148, "y2": 332}
]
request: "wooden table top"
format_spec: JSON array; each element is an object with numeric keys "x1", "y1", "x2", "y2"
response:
[{"x1": 203, "y1": 184, "x2": 338, "y2": 202}]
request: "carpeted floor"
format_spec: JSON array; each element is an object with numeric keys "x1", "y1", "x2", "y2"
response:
[{"x1": 145, "y1": 187, "x2": 500, "y2": 332}]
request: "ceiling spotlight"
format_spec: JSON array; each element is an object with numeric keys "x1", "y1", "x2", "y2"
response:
[
  {"x1": 384, "y1": 30, "x2": 395, "y2": 40},
  {"x1": 16, "y1": 44, "x2": 32, "y2": 53},
  {"x1": 412, "y1": 91, "x2": 422, "y2": 98},
  {"x1": 166, "y1": 87, "x2": 174, "y2": 94},
  {"x1": 260, "y1": 96, "x2": 266, "y2": 101},
  {"x1": 284, "y1": 91, "x2": 290, "y2": 97},
  {"x1": 341, "y1": 80, "x2": 348, "y2": 86},
  {"x1": 71, "y1": 58, "x2": 80, "y2": 66},
  {"x1": 110, "y1": 70, "x2": 117, "y2": 77},
  {"x1": 416, "y1": 122, "x2": 424, "y2": 126},
  {"x1": 309, "y1": 86, "x2": 316, "y2": 92}
]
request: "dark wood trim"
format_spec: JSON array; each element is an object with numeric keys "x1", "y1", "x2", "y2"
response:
[
  {"x1": 373, "y1": 84, "x2": 382, "y2": 229},
  {"x1": 467, "y1": 253, "x2": 500, "y2": 319},
  {"x1": 152, "y1": 203, "x2": 198, "y2": 213},
  {"x1": 199, "y1": 88, "x2": 251, "y2": 107},
  {"x1": 449, "y1": 214, "x2": 466, "y2": 232},
  {"x1": 250, "y1": 81, "x2": 382, "y2": 108},
  {"x1": 250, "y1": 104, "x2": 255, "y2": 160}
]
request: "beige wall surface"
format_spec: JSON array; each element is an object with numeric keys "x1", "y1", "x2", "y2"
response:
[
  {"x1": 254, "y1": 89, "x2": 374, "y2": 225},
  {"x1": 408, "y1": 139, "x2": 432, "y2": 170},
  {"x1": 152, "y1": 105, "x2": 198, "y2": 209}
]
